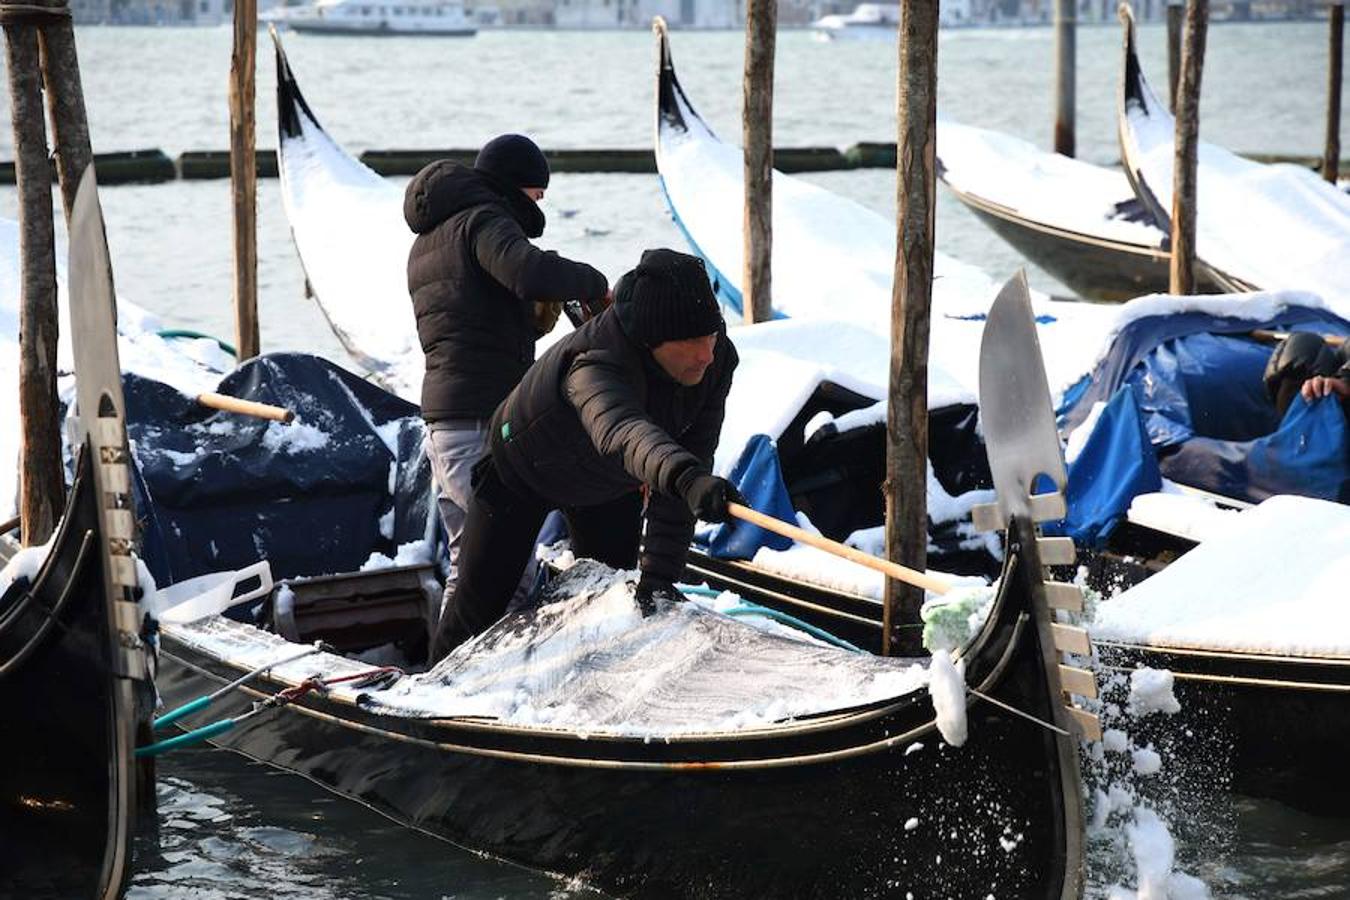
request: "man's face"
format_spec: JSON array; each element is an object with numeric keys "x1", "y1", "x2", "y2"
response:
[
  {"x1": 652, "y1": 334, "x2": 717, "y2": 386},
  {"x1": 522, "y1": 187, "x2": 545, "y2": 203}
]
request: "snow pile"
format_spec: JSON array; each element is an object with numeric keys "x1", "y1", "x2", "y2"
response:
[
  {"x1": 358, "y1": 539, "x2": 433, "y2": 572},
  {"x1": 0, "y1": 534, "x2": 55, "y2": 595},
  {"x1": 919, "y1": 582, "x2": 997, "y2": 653},
  {"x1": 1092, "y1": 495, "x2": 1350, "y2": 657}
]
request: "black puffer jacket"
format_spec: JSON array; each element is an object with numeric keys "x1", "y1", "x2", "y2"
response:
[
  {"x1": 489, "y1": 308, "x2": 738, "y2": 582},
  {"x1": 404, "y1": 162, "x2": 609, "y2": 422}
]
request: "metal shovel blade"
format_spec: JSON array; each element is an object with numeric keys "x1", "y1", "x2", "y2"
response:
[{"x1": 977, "y1": 270, "x2": 1067, "y2": 525}]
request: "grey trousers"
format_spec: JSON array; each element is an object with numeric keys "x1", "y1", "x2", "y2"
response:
[{"x1": 425, "y1": 422, "x2": 534, "y2": 621}]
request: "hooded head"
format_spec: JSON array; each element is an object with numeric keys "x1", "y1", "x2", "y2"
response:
[
  {"x1": 474, "y1": 134, "x2": 550, "y2": 192},
  {"x1": 615, "y1": 249, "x2": 724, "y2": 385}
]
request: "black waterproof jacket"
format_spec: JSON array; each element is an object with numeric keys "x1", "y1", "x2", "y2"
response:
[
  {"x1": 404, "y1": 162, "x2": 609, "y2": 422},
  {"x1": 489, "y1": 309, "x2": 738, "y2": 582}
]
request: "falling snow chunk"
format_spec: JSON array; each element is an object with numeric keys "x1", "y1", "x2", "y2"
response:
[
  {"x1": 1129, "y1": 668, "x2": 1181, "y2": 716},
  {"x1": 903, "y1": 817, "x2": 919, "y2": 831},
  {"x1": 1132, "y1": 747, "x2": 1163, "y2": 777},
  {"x1": 1103, "y1": 728, "x2": 1130, "y2": 753},
  {"x1": 904, "y1": 741, "x2": 924, "y2": 756},
  {"x1": 928, "y1": 649, "x2": 968, "y2": 747}
]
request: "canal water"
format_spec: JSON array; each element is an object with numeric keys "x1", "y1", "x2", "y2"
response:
[{"x1": 0, "y1": 19, "x2": 1346, "y2": 899}]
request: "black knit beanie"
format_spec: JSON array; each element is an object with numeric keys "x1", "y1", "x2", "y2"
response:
[
  {"x1": 474, "y1": 134, "x2": 550, "y2": 190},
  {"x1": 615, "y1": 249, "x2": 724, "y2": 346}
]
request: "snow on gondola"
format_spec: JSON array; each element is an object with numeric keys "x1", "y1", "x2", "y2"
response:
[
  {"x1": 1117, "y1": 7, "x2": 1350, "y2": 312},
  {"x1": 935, "y1": 119, "x2": 1223, "y2": 302}
]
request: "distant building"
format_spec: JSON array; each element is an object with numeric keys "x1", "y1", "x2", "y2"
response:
[{"x1": 74, "y1": 0, "x2": 234, "y2": 24}]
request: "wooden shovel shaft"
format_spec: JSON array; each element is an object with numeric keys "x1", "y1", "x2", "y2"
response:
[
  {"x1": 197, "y1": 392, "x2": 294, "y2": 423},
  {"x1": 726, "y1": 502, "x2": 951, "y2": 595}
]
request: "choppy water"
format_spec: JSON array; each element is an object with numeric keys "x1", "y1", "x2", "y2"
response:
[{"x1": 0, "y1": 19, "x2": 1347, "y2": 899}]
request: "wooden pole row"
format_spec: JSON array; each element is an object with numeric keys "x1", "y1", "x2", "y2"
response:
[
  {"x1": 1053, "y1": 0, "x2": 1076, "y2": 157},
  {"x1": 230, "y1": 0, "x2": 260, "y2": 362}
]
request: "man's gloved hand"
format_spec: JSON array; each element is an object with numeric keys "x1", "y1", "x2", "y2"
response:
[
  {"x1": 634, "y1": 576, "x2": 684, "y2": 618},
  {"x1": 532, "y1": 301, "x2": 563, "y2": 336},
  {"x1": 678, "y1": 471, "x2": 744, "y2": 523}
]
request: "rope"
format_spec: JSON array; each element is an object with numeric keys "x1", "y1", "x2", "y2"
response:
[
  {"x1": 137, "y1": 663, "x2": 403, "y2": 757},
  {"x1": 156, "y1": 328, "x2": 238, "y2": 358},
  {"x1": 0, "y1": 3, "x2": 72, "y2": 25},
  {"x1": 966, "y1": 685, "x2": 1070, "y2": 737}
]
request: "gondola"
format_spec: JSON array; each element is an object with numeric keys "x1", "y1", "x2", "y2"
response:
[
  {"x1": 0, "y1": 170, "x2": 155, "y2": 899},
  {"x1": 272, "y1": 26, "x2": 423, "y2": 402},
  {"x1": 140, "y1": 274, "x2": 1097, "y2": 899},
  {"x1": 935, "y1": 119, "x2": 1222, "y2": 302},
  {"x1": 1117, "y1": 6, "x2": 1350, "y2": 313}
]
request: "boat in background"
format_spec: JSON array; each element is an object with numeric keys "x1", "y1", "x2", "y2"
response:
[
  {"x1": 280, "y1": 0, "x2": 477, "y2": 36},
  {"x1": 1117, "y1": 6, "x2": 1350, "y2": 311},
  {"x1": 809, "y1": 3, "x2": 899, "y2": 40},
  {"x1": 936, "y1": 119, "x2": 1222, "y2": 302}
]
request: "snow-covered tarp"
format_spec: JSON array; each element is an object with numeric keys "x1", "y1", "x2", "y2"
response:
[
  {"x1": 1091, "y1": 494, "x2": 1350, "y2": 656},
  {"x1": 937, "y1": 118, "x2": 1165, "y2": 248},
  {"x1": 166, "y1": 561, "x2": 935, "y2": 735},
  {"x1": 1119, "y1": 21, "x2": 1350, "y2": 314}
]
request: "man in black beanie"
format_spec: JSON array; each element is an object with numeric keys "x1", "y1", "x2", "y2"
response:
[
  {"x1": 429, "y1": 248, "x2": 741, "y2": 661},
  {"x1": 404, "y1": 133, "x2": 610, "y2": 623}
]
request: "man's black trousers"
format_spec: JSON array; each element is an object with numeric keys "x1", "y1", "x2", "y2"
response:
[{"x1": 429, "y1": 457, "x2": 643, "y2": 661}]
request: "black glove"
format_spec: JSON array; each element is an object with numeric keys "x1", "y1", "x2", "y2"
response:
[
  {"x1": 634, "y1": 577, "x2": 684, "y2": 618},
  {"x1": 677, "y1": 471, "x2": 744, "y2": 523}
]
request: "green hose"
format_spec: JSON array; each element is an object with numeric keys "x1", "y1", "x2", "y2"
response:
[{"x1": 157, "y1": 329, "x2": 238, "y2": 358}]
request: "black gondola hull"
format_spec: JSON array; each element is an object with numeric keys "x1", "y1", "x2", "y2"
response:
[
  {"x1": 155, "y1": 543, "x2": 1080, "y2": 899},
  {"x1": 0, "y1": 461, "x2": 143, "y2": 900}
]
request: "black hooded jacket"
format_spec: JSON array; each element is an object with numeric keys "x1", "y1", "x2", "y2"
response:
[
  {"x1": 489, "y1": 308, "x2": 738, "y2": 583},
  {"x1": 404, "y1": 162, "x2": 609, "y2": 422}
]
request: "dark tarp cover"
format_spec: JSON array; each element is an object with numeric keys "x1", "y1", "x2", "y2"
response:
[{"x1": 123, "y1": 354, "x2": 432, "y2": 589}]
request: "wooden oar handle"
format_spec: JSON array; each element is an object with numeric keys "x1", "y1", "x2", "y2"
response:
[
  {"x1": 726, "y1": 502, "x2": 951, "y2": 596},
  {"x1": 197, "y1": 392, "x2": 295, "y2": 423}
]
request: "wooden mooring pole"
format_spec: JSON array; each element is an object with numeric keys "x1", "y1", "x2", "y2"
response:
[
  {"x1": 742, "y1": 0, "x2": 775, "y2": 325},
  {"x1": 885, "y1": 0, "x2": 937, "y2": 657},
  {"x1": 1325, "y1": 2, "x2": 1344, "y2": 184},
  {"x1": 1170, "y1": 0, "x2": 1208, "y2": 296},
  {"x1": 230, "y1": 0, "x2": 260, "y2": 361},
  {"x1": 1053, "y1": 0, "x2": 1076, "y2": 157},
  {"x1": 1167, "y1": 0, "x2": 1184, "y2": 111},
  {"x1": 35, "y1": 2, "x2": 93, "y2": 222},
  {"x1": 4, "y1": 18, "x2": 64, "y2": 546}
]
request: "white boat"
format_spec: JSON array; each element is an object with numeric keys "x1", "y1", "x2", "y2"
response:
[
  {"x1": 283, "y1": 0, "x2": 476, "y2": 36},
  {"x1": 809, "y1": 2, "x2": 972, "y2": 40},
  {"x1": 809, "y1": 3, "x2": 899, "y2": 41}
]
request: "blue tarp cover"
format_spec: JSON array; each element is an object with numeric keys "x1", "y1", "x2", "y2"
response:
[
  {"x1": 1057, "y1": 307, "x2": 1350, "y2": 540},
  {"x1": 124, "y1": 354, "x2": 432, "y2": 588},
  {"x1": 706, "y1": 435, "x2": 795, "y2": 559}
]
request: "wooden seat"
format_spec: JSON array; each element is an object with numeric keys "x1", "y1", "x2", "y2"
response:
[{"x1": 271, "y1": 563, "x2": 440, "y2": 658}]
